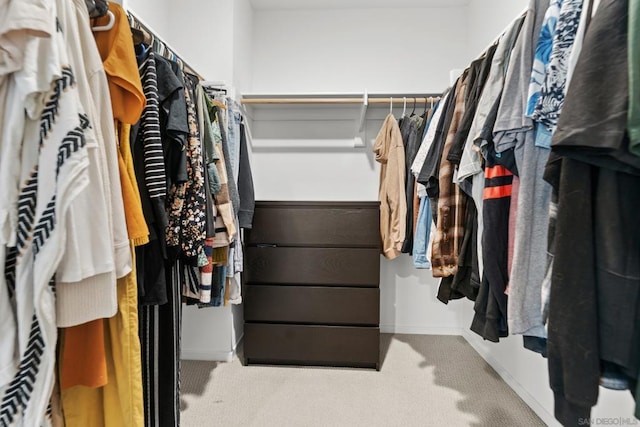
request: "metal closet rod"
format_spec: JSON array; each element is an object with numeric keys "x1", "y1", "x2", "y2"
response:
[
  {"x1": 127, "y1": 10, "x2": 204, "y2": 81},
  {"x1": 240, "y1": 96, "x2": 441, "y2": 105}
]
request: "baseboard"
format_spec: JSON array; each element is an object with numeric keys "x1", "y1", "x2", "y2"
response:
[
  {"x1": 380, "y1": 324, "x2": 462, "y2": 335},
  {"x1": 461, "y1": 330, "x2": 560, "y2": 427},
  {"x1": 181, "y1": 349, "x2": 234, "y2": 363}
]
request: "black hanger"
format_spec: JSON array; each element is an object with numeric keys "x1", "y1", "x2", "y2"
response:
[
  {"x1": 410, "y1": 97, "x2": 416, "y2": 117},
  {"x1": 89, "y1": 0, "x2": 108, "y2": 18},
  {"x1": 131, "y1": 27, "x2": 145, "y2": 45},
  {"x1": 85, "y1": 0, "x2": 97, "y2": 17}
]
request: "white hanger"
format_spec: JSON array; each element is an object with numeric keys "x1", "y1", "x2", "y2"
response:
[
  {"x1": 389, "y1": 96, "x2": 393, "y2": 115},
  {"x1": 92, "y1": 10, "x2": 115, "y2": 32},
  {"x1": 402, "y1": 97, "x2": 407, "y2": 117}
]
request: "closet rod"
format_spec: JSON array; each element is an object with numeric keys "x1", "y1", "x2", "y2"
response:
[
  {"x1": 241, "y1": 96, "x2": 441, "y2": 105},
  {"x1": 126, "y1": 10, "x2": 204, "y2": 81}
]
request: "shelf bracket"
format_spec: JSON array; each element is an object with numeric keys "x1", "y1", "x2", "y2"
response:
[{"x1": 354, "y1": 89, "x2": 368, "y2": 148}]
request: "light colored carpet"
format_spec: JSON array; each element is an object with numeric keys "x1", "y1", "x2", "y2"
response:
[{"x1": 180, "y1": 334, "x2": 544, "y2": 427}]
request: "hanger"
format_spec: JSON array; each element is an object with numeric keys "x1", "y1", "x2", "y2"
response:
[
  {"x1": 402, "y1": 97, "x2": 407, "y2": 118},
  {"x1": 131, "y1": 27, "x2": 145, "y2": 45},
  {"x1": 92, "y1": 10, "x2": 115, "y2": 32},
  {"x1": 389, "y1": 97, "x2": 393, "y2": 115},
  {"x1": 212, "y1": 99, "x2": 227, "y2": 110},
  {"x1": 410, "y1": 97, "x2": 416, "y2": 117},
  {"x1": 152, "y1": 36, "x2": 162, "y2": 54}
]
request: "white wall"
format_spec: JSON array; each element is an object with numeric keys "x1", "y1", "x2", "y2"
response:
[
  {"x1": 181, "y1": 306, "x2": 235, "y2": 362},
  {"x1": 124, "y1": 0, "x2": 170, "y2": 38},
  {"x1": 465, "y1": 0, "x2": 529, "y2": 62},
  {"x1": 233, "y1": 0, "x2": 255, "y2": 94},
  {"x1": 247, "y1": 3, "x2": 474, "y2": 337},
  {"x1": 165, "y1": 0, "x2": 235, "y2": 82},
  {"x1": 247, "y1": 102, "x2": 461, "y2": 335},
  {"x1": 251, "y1": 6, "x2": 468, "y2": 94}
]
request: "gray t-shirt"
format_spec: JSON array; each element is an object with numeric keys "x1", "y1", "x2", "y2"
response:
[
  {"x1": 493, "y1": 0, "x2": 549, "y2": 153},
  {"x1": 503, "y1": 0, "x2": 553, "y2": 339},
  {"x1": 457, "y1": 14, "x2": 525, "y2": 184}
]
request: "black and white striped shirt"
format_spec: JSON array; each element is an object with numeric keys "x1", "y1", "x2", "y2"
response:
[{"x1": 138, "y1": 51, "x2": 167, "y2": 200}]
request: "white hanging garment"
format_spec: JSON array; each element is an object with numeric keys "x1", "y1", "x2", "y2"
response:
[{"x1": 0, "y1": 0, "x2": 91, "y2": 423}]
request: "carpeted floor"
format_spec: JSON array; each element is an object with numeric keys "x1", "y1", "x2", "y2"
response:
[{"x1": 180, "y1": 334, "x2": 544, "y2": 427}]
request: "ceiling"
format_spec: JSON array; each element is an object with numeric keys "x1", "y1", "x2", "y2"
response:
[{"x1": 250, "y1": 0, "x2": 471, "y2": 10}]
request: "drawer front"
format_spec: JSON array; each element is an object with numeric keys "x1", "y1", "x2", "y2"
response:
[
  {"x1": 245, "y1": 247, "x2": 380, "y2": 286},
  {"x1": 244, "y1": 285, "x2": 379, "y2": 326},
  {"x1": 246, "y1": 204, "x2": 380, "y2": 247},
  {"x1": 244, "y1": 324, "x2": 379, "y2": 368}
]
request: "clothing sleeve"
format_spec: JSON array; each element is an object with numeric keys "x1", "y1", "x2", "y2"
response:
[
  {"x1": 212, "y1": 142, "x2": 237, "y2": 240},
  {"x1": 237, "y1": 122, "x2": 255, "y2": 229},
  {"x1": 156, "y1": 57, "x2": 188, "y2": 186},
  {"x1": 93, "y1": 71, "x2": 132, "y2": 279},
  {"x1": 195, "y1": 86, "x2": 222, "y2": 196},
  {"x1": 387, "y1": 126, "x2": 407, "y2": 256},
  {"x1": 0, "y1": 0, "x2": 52, "y2": 76},
  {"x1": 216, "y1": 108, "x2": 241, "y2": 217}
]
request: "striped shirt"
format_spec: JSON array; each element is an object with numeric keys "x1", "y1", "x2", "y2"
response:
[{"x1": 138, "y1": 52, "x2": 167, "y2": 200}]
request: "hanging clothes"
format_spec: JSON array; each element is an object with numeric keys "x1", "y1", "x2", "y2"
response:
[
  {"x1": 515, "y1": 0, "x2": 583, "y2": 352},
  {"x1": 178, "y1": 74, "x2": 207, "y2": 263},
  {"x1": 545, "y1": 0, "x2": 640, "y2": 423},
  {"x1": 60, "y1": 2, "x2": 146, "y2": 426},
  {"x1": 419, "y1": 79, "x2": 459, "y2": 227},
  {"x1": 54, "y1": 0, "x2": 132, "y2": 329},
  {"x1": 158, "y1": 58, "x2": 188, "y2": 259},
  {"x1": 629, "y1": 0, "x2": 640, "y2": 156},
  {"x1": 491, "y1": 0, "x2": 551, "y2": 348},
  {"x1": 0, "y1": 0, "x2": 56, "y2": 402},
  {"x1": 237, "y1": 121, "x2": 255, "y2": 230},
  {"x1": 470, "y1": 145, "x2": 515, "y2": 342},
  {"x1": 442, "y1": 48, "x2": 498, "y2": 305},
  {"x1": 411, "y1": 99, "x2": 444, "y2": 269},
  {"x1": 223, "y1": 100, "x2": 245, "y2": 305},
  {"x1": 398, "y1": 114, "x2": 419, "y2": 254},
  {"x1": 193, "y1": 85, "x2": 219, "y2": 304},
  {"x1": 530, "y1": 0, "x2": 583, "y2": 149},
  {"x1": 457, "y1": 13, "x2": 524, "y2": 187},
  {"x1": 0, "y1": 1, "x2": 90, "y2": 423},
  {"x1": 131, "y1": 47, "x2": 185, "y2": 427},
  {"x1": 457, "y1": 15, "x2": 525, "y2": 292},
  {"x1": 373, "y1": 114, "x2": 406, "y2": 260},
  {"x1": 412, "y1": 96, "x2": 447, "y2": 191},
  {"x1": 212, "y1": 103, "x2": 238, "y2": 243},
  {"x1": 431, "y1": 70, "x2": 469, "y2": 280}
]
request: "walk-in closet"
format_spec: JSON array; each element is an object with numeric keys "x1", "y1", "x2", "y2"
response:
[{"x1": 0, "y1": 0, "x2": 638, "y2": 426}]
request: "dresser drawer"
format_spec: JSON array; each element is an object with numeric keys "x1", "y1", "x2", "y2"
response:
[
  {"x1": 245, "y1": 285, "x2": 379, "y2": 326},
  {"x1": 244, "y1": 324, "x2": 379, "y2": 369},
  {"x1": 246, "y1": 202, "x2": 380, "y2": 248},
  {"x1": 245, "y1": 247, "x2": 380, "y2": 286}
]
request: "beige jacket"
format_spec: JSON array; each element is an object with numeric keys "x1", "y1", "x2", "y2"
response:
[{"x1": 373, "y1": 114, "x2": 406, "y2": 259}]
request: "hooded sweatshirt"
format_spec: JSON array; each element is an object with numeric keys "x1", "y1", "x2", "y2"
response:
[{"x1": 373, "y1": 114, "x2": 406, "y2": 259}]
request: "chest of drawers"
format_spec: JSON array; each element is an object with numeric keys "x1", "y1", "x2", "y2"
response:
[{"x1": 243, "y1": 201, "x2": 381, "y2": 369}]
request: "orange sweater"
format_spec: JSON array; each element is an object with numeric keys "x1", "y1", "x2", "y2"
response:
[{"x1": 61, "y1": 2, "x2": 148, "y2": 392}]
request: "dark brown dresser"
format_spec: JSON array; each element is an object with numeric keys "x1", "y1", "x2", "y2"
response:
[{"x1": 243, "y1": 201, "x2": 381, "y2": 369}]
